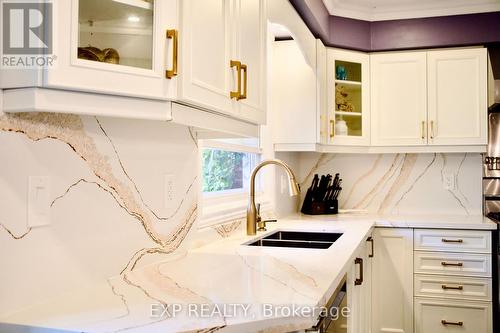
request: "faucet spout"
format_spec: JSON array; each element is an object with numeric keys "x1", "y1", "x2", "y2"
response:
[{"x1": 247, "y1": 159, "x2": 300, "y2": 235}]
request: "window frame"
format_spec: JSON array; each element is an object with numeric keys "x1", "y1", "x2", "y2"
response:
[{"x1": 198, "y1": 139, "x2": 271, "y2": 228}]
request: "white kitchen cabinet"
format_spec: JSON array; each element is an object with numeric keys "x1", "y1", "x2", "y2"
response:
[
  {"x1": 414, "y1": 297, "x2": 492, "y2": 333},
  {"x1": 270, "y1": 39, "x2": 318, "y2": 145},
  {"x1": 371, "y1": 228, "x2": 414, "y2": 333},
  {"x1": 370, "y1": 47, "x2": 487, "y2": 148},
  {"x1": 414, "y1": 229, "x2": 491, "y2": 253},
  {"x1": 427, "y1": 48, "x2": 487, "y2": 145},
  {"x1": 233, "y1": 0, "x2": 267, "y2": 123},
  {"x1": 328, "y1": 236, "x2": 372, "y2": 333},
  {"x1": 413, "y1": 227, "x2": 493, "y2": 333},
  {"x1": 1, "y1": 0, "x2": 267, "y2": 124},
  {"x1": 327, "y1": 49, "x2": 370, "y2": 146},
  {"x1": 371, "y1": 52, "x2": 427, "y2": 146},
  {"x1": 1, "y1": 0, "x2": 176, "y2": 100},
  {"x1": 349, "y1": 236, "x2": 372, "y2": 333},
  {"x1": 181, "y1": 0, "x2": 267, "y2": 123}
]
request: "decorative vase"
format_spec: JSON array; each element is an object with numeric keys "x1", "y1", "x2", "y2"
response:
[{"x1": 335, "y1": 120, "x2": 348, "y2": 136}]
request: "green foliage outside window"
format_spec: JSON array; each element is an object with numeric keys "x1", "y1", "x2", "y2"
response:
[{"x1": 202, "y1": 149, "x2": 244, "y2": 192}]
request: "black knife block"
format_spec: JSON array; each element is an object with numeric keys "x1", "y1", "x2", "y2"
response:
[
  {"x1": 302, "y1": 199, "x2": 338, "y2": 215},
  {"x1": 301, "y1": 173, "x2": 341, "y2": 215}
]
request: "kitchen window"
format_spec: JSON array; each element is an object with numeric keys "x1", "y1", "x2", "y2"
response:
[{"x1": 199, "y1": 138, "x2": 265, "y2": 227}]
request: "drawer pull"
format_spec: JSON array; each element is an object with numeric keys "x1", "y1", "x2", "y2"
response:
[
  {"x1": 441, "y1": 261, "x2": 463, "y2": 267},
  {"x1": 441, "y1": 320, "x2": 463, "y2": 326},
  {"x1": 367, "y1": 236, "x2": 374, "y2": 258},
  {"x1": 441, "y1": 284, "x2": 464, "y2": 290},
  {"x1": 442, "y1": 238, "x2": 463, "y2": 243},
  {"x1": 354, "y1": 257, "x2": 363, "y2": 286}
]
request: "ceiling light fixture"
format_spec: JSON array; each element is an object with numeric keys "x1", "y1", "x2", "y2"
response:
[{"x1": 128, "y1": 15, "x2": 140, "y2": 22}]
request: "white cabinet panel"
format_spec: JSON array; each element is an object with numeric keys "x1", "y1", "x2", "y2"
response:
[
  {"x1": 271, "y1": 40, "x2": 317, "y2": 144},
  {"x1": 427, "y1": 48, "x2": 487, "y2": 145},
  {"x1": 414, "y1": 297, "x2": 492, "y2": 333},
  {"x1": 414, "y1": 274, "x2": 492, "y2": 301},
  {"x1": 180, "y1": 0, "x2": 234, "y2": 115},
  {"x1": 234, "y1": 0, "x2": 266, "y2": 124},
  {"x1": 371, "y1": 228, "x2": 413, "y2": 333},
  {"x1": 347, "y1": 237, "x2": 372, "y2": 333},
  {"x1": 414, "y1": 251, "x2": 491, "y2": 277},
  {"x1": 371, "y1": 52, "x2": 427, "y2": 146},
  {"x1": 414, "y1": 229, "x2": 491, "y2": 253}
]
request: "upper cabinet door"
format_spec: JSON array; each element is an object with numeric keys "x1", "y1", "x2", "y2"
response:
[
  {"x1": 233, "y1": 0, "x2": 267, "y2": 124},
  {"x1": 179, "y1": 0, "x2": 235, "y2": 116},
  {"x1": 371, "y1": 52, "x2": 428, "y2": 146},
  {"x1": 327, "y1": 49, "x2": 370, "y2": 146},
  {"x1": 427, "y1": 48, "x2": 487, "y2": 146},
  {"x1": 45, "y1": 0, "x2": 177, "y2": 100}
]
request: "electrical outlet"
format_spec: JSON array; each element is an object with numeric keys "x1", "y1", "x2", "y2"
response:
[
  {"x1": 164, "y1": 174, "x2": 174, "y2": 207},
  {"x1": 443, "y1": 173, "x2": 456, "y2": 190},
  {"x1": 28, "y1": 176, "x2": 50, "y2": 227}
]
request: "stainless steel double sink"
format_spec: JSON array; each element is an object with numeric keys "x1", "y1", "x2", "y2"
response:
[{"x1": 245, "y1": 230, "x2": 343, "y2": 249}]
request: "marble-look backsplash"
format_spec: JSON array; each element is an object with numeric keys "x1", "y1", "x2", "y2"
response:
[
  {"x1": 298, "y1": 152, "x2": 483, "y2": 215},
  {"x1": 0, "y1": 112, "x2": 202, "y2": 316}
]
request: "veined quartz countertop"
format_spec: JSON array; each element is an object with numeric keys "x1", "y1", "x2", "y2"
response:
[
  {"x1": 0, "y1": 214, "x2": 497, "y2": 333},
  {"x1": 301, "y1": 212, "x2": 498, "y2": 230}
]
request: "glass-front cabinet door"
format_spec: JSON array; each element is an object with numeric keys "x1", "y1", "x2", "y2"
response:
[
  {"x1": 45, "y1": 0, "x2": 177, "y2": 99},
  {"x1": 77, "y1": 0, "x2": 154, "y2": 70},
  {"x1": 327, "y1": 49, "x2": 370, "y2": 146}
]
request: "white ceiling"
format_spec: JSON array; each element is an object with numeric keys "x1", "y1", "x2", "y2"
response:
[{"x1": 322, "y1": 0, "x2": 500, "y2": 21}]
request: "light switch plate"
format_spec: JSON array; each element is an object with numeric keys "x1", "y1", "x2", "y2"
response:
[{"x1": 28, "y1": 176, "x2": 50, "y2": 227}]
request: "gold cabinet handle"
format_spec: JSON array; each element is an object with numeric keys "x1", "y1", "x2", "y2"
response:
[
  {"x1": 421, "y1": 121, "x2": 425, "y2": 139},
  {"x1": 330, "y1": 119, "x2": 335, "y2": 138},
  {"x1": 441, "y1": 261, "x2": 463, "y2": 267},
  {"x1": 240, "y1": 64, "x2": 247, "y2": 100},
  {"x1": 165, "y1": 29, "x2": 178, "y2": 79},
  {"x1": 230, "y1": 60, "x2": 242, "y2": 99},
  {"x1": 442, "y1": 238, "x2": 463, "y2": 243},
  {"x1": 442, "y1": 284, "x2": 463, "y2": 290},
  {"x1": 441, "y1": 320, "x2": 463, "y2": 326},
  {"x1": 430, "y1": 120, "x2": 435, "y2": 139}
]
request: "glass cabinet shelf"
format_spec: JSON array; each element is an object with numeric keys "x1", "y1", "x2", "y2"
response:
[
  {"x1": 334, "y1": 79, "x2": 361, "y2": 86},
  {"x1": 78, "y1": 0, "x2": 154, "y2": 70}
]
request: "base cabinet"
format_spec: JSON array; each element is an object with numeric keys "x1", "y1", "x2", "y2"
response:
[
  {"x1": 414, "y1": 297, "x2": 492, "y2": 333},
  {"x1": 328, "y1": 236, "x2": 372, "y2": 333},
  {"x1": 412, "y1": 228, "x2": 492, "y2": 333},
  {"x1": 371, "y1": 228, "x2": 414, "y2": 333}
]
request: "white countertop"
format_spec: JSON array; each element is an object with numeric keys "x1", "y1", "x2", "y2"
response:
[
  {"x1": 301, "y1": 212, "x2": 498, "y2": 230},
  {"x1": 0, "y1": 214, "x2": 497, "y2": 333}
]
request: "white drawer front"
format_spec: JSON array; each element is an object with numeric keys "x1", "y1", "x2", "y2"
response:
[
  {"x1": 414, "y1": 251, "x2": 491, "y2": 277},
  {"x1": 414, "y1": 274, "x2": 492, "y2": 301},
  {"x1": 415, "y1": 297, "x2": 492, "y2": 333},
  {"x1": 414, "y1": 229, "x2": 491, "y2": 253}
]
